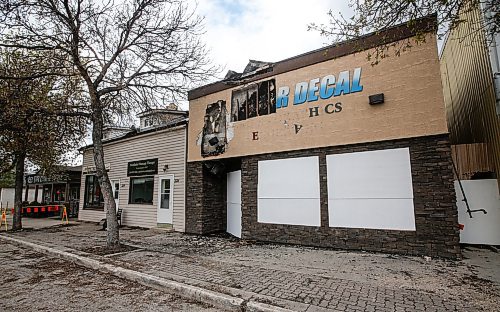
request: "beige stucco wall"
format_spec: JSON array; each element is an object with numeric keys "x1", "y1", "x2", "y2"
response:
[
  {"x1": 79, "y1": 126, "x2": 186, "y2": 231},
  {"x1": 188, "y1": 33, "x2": 448, "y2": 162}
]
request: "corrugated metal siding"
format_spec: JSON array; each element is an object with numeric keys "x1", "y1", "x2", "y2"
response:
[
  {"x1": 451, "y1": 143, "x2": 494, "y2": 179},
  {"x1": 440, "y1": 3, "x2": 500, "y2": 190},
  {"x1": 78, "y1": 126, "x2": 186, "y2": 231}
]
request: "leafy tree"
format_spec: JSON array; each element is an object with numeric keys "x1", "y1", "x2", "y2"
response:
[
  {"x1": 0, "y1": 50, "x2": 86, "y2": 230},
  {"x1": 308, "y1": 0, "x2": 499, "y2": 64},
  {"x1": 0, "y1": 171, "x2": 15, "y2": 188},
  {"x1": 0, "y1": 1, "x2": 217, "y2": 247}
]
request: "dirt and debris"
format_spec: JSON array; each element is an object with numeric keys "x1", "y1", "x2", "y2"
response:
[
  {"x1": 81, "y1": 243, "x2": 138, "y2": 256},
  {"x1": 0, "y1": 240, "x2": 217, "y2": 312}
]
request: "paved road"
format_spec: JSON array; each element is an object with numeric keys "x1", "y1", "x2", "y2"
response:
[{"x1": 0, "y1": 240, "x2": 217, "y2": 312}]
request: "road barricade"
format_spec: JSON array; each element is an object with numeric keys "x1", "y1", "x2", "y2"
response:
[{"x1": 11, "y1": 205, "x2": 64, "y2": 218}]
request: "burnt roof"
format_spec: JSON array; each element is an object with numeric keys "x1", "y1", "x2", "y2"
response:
[{"x1": 188, "y1": 15, "x2": 437, "y2": 101}]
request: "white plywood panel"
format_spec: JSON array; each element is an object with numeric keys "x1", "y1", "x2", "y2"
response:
[
  {"x1": 258, "y1": 198, "x2": 321, "y2": 226},
  {"x1": 327, "y1": 148, "x2": 413, "y2": 199},
  {"x1": 258, "y1": 156, "x2": 320, "y2": 199},
  {"x1": 456, "y1": 179, "x2": 500, "y2": 245},
  {"x1": 329, "y1": 198, "x2": 416, "y2": 230},
  {"x1": 327, "y1": 148, "x2": 415, "y2": 230},
  {"x1": 227, "y1": 170, "x2": 241, "y2": 204},
  {"x1": 227, "y1": 203, "x2": 242, "y2": 238},
  {"x1": 227, "y1": 171, "x2": 242, "y2": 238}
]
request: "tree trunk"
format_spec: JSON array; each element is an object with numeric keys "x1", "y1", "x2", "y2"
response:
[
  {"x1": 24, "y1": 183, "x2": 29, "y2": 201},
  {"x1": 12, "y1": 153, "x2": 25, "y2": 230},
  {"x1": 91, "y1": 106, "x2": 119, "y2": 249}
]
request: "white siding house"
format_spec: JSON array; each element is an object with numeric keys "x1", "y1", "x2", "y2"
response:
[{"x1": 79, "y1": 114, "x2": 187, "y2": 231}]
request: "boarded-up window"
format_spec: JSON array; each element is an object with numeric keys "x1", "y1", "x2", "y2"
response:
[
  {"x1": 327, "y1": 148, "x2": 415, "y2": 231},
  {"x1": 257, "y1": 156, "x2": 321, "y2": 226}
]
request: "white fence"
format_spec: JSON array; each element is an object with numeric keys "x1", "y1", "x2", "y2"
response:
[
  {"x1": 0, "y1": 188, "x2": 38, "y2": 209},
  {"x1": 455, "y1": 179, "x2": 500, "y2": 245}
]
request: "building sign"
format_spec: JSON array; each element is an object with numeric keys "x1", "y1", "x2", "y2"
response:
[
  {"x1": 127, "y1": 158, "x2": 158, "y2": 176},
  {"x1": 276, "y1": 67, "x2": 363, "y2": 108},
  {"x1": 227, "y1": 68, "x2": 362, "y2": 121},
  {"x1": 26, "y1": 174, "x2": 66, "y2": 184}
]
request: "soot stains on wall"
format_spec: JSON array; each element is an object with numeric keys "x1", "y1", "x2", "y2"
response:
[
  {"x1": 202, "y1": 100, "x2": 227, "y2": 157},
  {"x1": 231, "y1": 78, "x2": 276, "y2": 122}
]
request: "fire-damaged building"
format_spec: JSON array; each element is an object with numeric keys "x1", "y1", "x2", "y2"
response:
[{"x1": 185, "y1": 16, "x2": 461, "y2": 259}]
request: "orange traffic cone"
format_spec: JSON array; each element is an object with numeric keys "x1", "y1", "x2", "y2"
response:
[
  {"x1": 1, "y1": 208, "x2": 8, "y2": 231},
  {"x1": 61, "y1": 206, "x2": 69, "y2": 225}
]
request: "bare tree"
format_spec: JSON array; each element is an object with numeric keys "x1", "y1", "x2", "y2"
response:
[
  {"x1": 0, "y1": 50, "x2": 86, "y2": 230},
  {"x1": 309, "y1": 0, "x2": 499, "y2": 64},
  {"x1": 0, "y1": 0, "x2": 217, "y2": 248}
]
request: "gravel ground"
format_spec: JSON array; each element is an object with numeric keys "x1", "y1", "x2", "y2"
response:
[{"x1": 0, "y1": 240, "x2": 217, "y2": 312}]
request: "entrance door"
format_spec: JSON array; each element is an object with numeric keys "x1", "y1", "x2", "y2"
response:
[
  {"x1": 227, "y1": 170, "x2": 242, "y2": 238},
  {"x1": 157, "y1": 175, "x2": 174, "y2": 224},
  {"x1": 111, "y1": 180, "x2": 120, "y2": 210}
]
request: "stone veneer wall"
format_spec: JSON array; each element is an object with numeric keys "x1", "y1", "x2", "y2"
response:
[
  {"x1": 185, "y1": 134, "x2": 461, "y2": 259},
  {"x1": 241, "y1": 134, "x2": 461, "y2": 259},
  {"x1": 185, "y1": 162, "x2": 226, "y2": 234}
]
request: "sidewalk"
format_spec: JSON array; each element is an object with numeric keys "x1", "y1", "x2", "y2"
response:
[
  {"x1": 1, "y1": 222, "x2": 499, "y2": 311},
  {"x1": 0, "y1": 216, "x2": 78, "y2": 230}
]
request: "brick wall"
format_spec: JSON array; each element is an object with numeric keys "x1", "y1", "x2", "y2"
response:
[
  {"x1": 185, "y1": 162, "x2": 226, "y2": 234},
  {"x1": 241, "y1": 134, "x2": 461, "y2": 259}
]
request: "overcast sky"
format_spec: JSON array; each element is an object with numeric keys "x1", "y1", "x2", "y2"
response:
[{"x1": 193, "y1": 0, "x2": 352, "y2": 76}]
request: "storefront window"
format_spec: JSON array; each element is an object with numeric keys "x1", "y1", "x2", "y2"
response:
[
  {"x1": 53, "y1": 184, "x2": 65, "y2": 202},
  {"x1": 129, "y1": 177, "x2": 154, "y2": 204},
  {"x1": 84, "y1": 175, "x2": 104, "y2": 209},
  {"x1": 69, "y1": 184, "x2": 80, "y2": 201},
  {"x1": 42, "y1": 185, "x2": 51, "y2": 203}
]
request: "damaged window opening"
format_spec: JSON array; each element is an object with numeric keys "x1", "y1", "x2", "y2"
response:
[
  {"x1": 201, "y1": 100, "x2": 228, "y2": 157},
  {"x1": 231, "y1": 78, "x2": 276, "y2": 122}
]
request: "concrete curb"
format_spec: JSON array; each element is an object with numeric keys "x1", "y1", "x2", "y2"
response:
[
  {"x1": 246, "y1": 301, "x2": 297, "y2": 312},
  {"x1": 0, "y1": 235, "x2": 295, "y2": 312}
]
